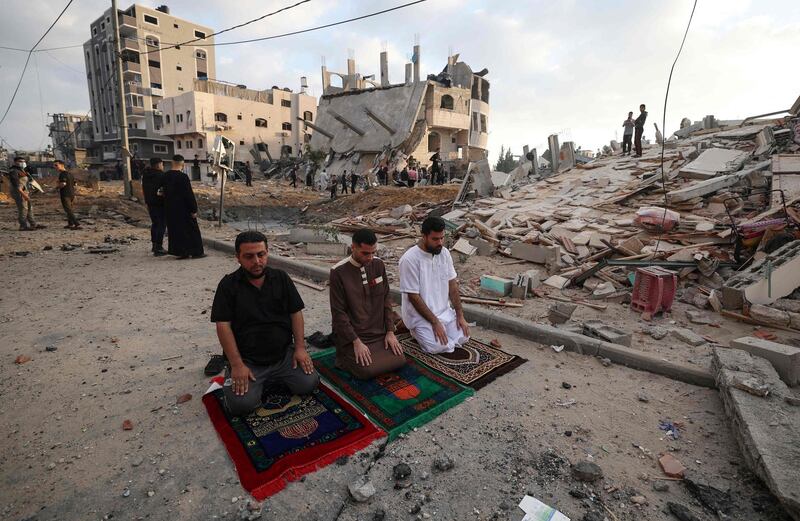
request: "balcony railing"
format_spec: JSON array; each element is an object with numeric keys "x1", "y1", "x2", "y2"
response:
[
  {"x1": 125, "y1": 105, "x2": 145, "y2": 117},
  {"x1": 128, "y1": 128, "x2": 147, "y2": 137},
  {"x1": 150, "y1": 87, "x2": 164, "y2": 97},
  {"x1": 121, "y1": 37, "x2": 139, "y2": 52},
  {"x1": 122, "y1": 61, "x2": 141, "y2": 74},
  {"x1": 118, "y1": 13, "x2": 136, "y2": 30}
]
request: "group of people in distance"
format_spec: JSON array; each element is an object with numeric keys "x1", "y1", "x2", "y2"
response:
[
  {"x1": 210, "y1": 216, "x2": 469, "y2": 416},
  {"x1": 621, "y1": 104, "x2": 648, "y2": 157}
]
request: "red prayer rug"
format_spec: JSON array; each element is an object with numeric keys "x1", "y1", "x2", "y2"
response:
[{"x1": 203, "y1": 377, "x2": 385, "y2": 499}]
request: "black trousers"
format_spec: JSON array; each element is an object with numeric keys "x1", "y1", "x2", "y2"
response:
[
  {"x1": 245, "y1": 173, "x2": 252, "y2": 186},
  {"x1": 341, "y1": 178, "x2": 348, "y2": 194},
  {"x1": 147, "y1": 204, "x2": 166, "y2": 249},
  {"x1": 622, "y1": 134, "x2": 632, "y2": 154},
  {"x1": 61, "y1": 196, "x2": 79, "y2": 226},
  {"x1": 351, "y1": 177, "x2": 357, "y2": 192},
  {"x1": 634, "y1": 127, "x2": 644, "y2": 156}
]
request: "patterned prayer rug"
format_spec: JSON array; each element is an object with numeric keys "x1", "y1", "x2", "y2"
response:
[
  {"x1": 202, "y1": 377, "x2": 385, "y2": 499},
  {"x1": 397, "y1": 333, "x2": 527, "y2": 390},
  {"x1": 312, "y1": 349, "x2": 474, "y2": 440}
]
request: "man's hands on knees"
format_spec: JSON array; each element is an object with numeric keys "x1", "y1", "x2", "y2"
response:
[
  {"x1": 384, "y1": 331, "x2": 403, "y2": 356},
  {"x1": 432, "y1": 320, "x2": 448, "y2": 345},
  {"x1": 230, "y1": 363, "x2": 256, "y2": 396},
  {"x1": 353, "y1": 338, "x2": 372, "y2": 366},
  {"x1": 292, "y1": 347, "x2": 315, "y2": 375},
  {"x1": 456, "y1": 314, "x2": 471, "y2": 338}
]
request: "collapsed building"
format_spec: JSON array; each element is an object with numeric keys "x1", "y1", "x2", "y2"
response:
[{"x1": 305, "y1": 46, "x2": 490, "y2": 181}]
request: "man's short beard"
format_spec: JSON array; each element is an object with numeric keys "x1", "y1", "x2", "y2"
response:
[
  {"x1": 426, "y1": 244, "x2": 443, "y2": 255},
  {"x1": 244, "y1": 267, "x2": 265, "y2": 279}
]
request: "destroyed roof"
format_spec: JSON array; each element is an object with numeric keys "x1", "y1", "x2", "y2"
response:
[{"x1": 309, "y1": 81, "x2": 427, "y2": 154}]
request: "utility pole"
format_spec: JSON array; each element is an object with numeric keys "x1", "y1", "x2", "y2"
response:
[{"x1": 111, "y1": 0, "x2": 132, "y2": 197}]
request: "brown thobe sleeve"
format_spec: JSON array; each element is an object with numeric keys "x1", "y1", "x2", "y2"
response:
[
  {"x1": 382, "y1": 262, "x2": 395, "y2": 333},
  {"x1": 330, "y1": 268, "x2": 358, "y2": 344}
]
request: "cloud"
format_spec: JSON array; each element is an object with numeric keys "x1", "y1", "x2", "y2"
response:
[{"x1": 0, "y1": 0, "x2": 798, "y2": 163}]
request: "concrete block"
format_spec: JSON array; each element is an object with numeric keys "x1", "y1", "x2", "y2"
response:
[
  {"x1": 452, "y1": 238, "x2": 477, "y2": 256},
  {"x1": 468, "y1": 238, "x2": 494, "y2": 256},
  {"x1": 724, "y1": 240, "x2": 800, "y2": 306},
  {"x1": 712, "y1": 347, "x2": 800, "y2": 519},
  {"x1": 548, "y1": 302, "x2": 576, "y2": 324},
  {"x1": 543, "y1": 275, "x2": 569, "y2": 289},
  {"x1": 730, "y1": 336, "x2": 800, "y2": 387},
  {"x1": 749, "y1": 303, "x2": 791, "y2": 327},
  {"x1": 510, "y1": 242, "x2": 561, "y2": 266},
  {"x1": 671, "y1": 327, "x2": 706, "y2": 346},
  {"x1": 480, "y1": 275, "x2": 512, "y2": 296},
  {"x1": 773, "y1": 298, "x2": 800, "y2": 314},
  {"x1": 306, "y1": 242, "x2": 349, "y2": 256},
  {"x1": 289, "y1": 227, "x2": 330, "y2": 243},
  {"x1": 583, "y1": 320, "x2": 632, "y2": 347},
  {"x1": 524, "y1": 269, "x2": 542, "y2": 290}
]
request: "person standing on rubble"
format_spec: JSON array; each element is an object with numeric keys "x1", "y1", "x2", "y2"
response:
[
  {"x1": 290, "y1": 165, "x2": 298, "y2": 188},
  {"x1": 7, "y1": 156, "x2": 40, "y2": 231},
  {"x1": 244, "y1": 161, "x2": 253, "y2": 187},
  {"x1": 330, "y1": 173, "x2": 338, "y2": 200},
  {"x1": 341, "y1": 169, "x2": 349, "y2": 194},
  {"x1": 633, "y1": 104, "x2": 647, "y2": 157},
  {"x1": 350, "y1": 170, "x2": 358, "y2": 193},
  {"x1": 430, "y1": 149, "x2": 442, "y2": 184},
  {"x1": 622, "y1": 112, "x2": 635, "y2": 156}
]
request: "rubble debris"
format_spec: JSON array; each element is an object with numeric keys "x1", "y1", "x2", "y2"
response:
[
  {"x1": 712, "y1": 347, "x2": 800, "y2": 519},
  {"x1": 14, "y1": 355, "x2": 32, "y2": 364},
  {"x1": 730, "y1": 336, "x2": 800, "y2": 386},
  {"x1": 571, "y1": 461, "x2": 603, "y2": 482},
  {"x1": 667, "y1": 502, "x2": 704, "y2": 521},
  {"x1": 670, "y1": 327, "x2": 707, "y2": 347},
  {"x1": 480, "y1": 275, "x2": 512, "y2": 296},
  {"x1": 548, "y1": 302, "x2": 577, "y2": 325},
  {"x1": 348, "y1": 475, "x2": 376, "y2": 502},
  {"x1": 582, "y1": 320, "x2": 632, "y2": 346}
]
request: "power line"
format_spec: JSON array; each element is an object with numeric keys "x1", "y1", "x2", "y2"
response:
[
  {"x1": 653, "y1": 0, "x2": 697, "y2": 254},
  {"x1": 138, "y1": 0, "x2": 312, "y2": 55},
  {"x1": 0, "y1": 0, "x2": 75, "y2": 127},
  {"x1": 165, "y1": 0, "x2": 428, "y2": 49}
]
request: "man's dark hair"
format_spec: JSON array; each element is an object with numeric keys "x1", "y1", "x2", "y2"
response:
[
  {"x1": 53, "y1": 159, "x2": 65, "y2": 166},
  {"x1": 640, "y1": 104, "x2": 646, "y2": 110},
  {"x1": 150, "y1": 157, "x2": 163, "y2": 167},
  {"x1": 14, "y1": 156, "x2": 25, "y2": 162},
  {"x1": 172, "y1": 154, "x2": 185, "y2": 162},
  {"x1": 235, "y1": 230, "x2": 268, "y2": 253},
  {"x1": 352, "y1": 228, "x2": 377, "y2": 246},
  {"x1": 421, "y1": 216, "x2": 446, "y2": 235}
]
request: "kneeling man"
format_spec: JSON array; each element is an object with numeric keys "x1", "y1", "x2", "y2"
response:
[
  {"x1": 399, "y1": 217, "x2": 470, "y2": 354},
  {"x1": 211, "y1": 231, "x2": 318, "y2": 416},
  {"x1": 330, "y1": 229, "x2": 406, "y2": 379}
]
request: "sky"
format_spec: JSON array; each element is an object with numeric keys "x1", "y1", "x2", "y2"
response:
[{"x1": 1, "y1": 0, "x2": 799, "y2": 163}]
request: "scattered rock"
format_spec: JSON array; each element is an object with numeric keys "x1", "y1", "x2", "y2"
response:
[
  {"x1": 684, "y1": 474, "x2": 732, "y2": 514},
  {"x1": 658, "y1": 453, "x2": 686, "y2": 478},
  {"x1": 393, "y1": 462, "x2": 412, "y2": 481},
  {"x1": 561, "y1": 382, "x2": 572, "y2": 389},
  {"x1": 433, "y1": 455, "x2": 455, "y2": 472},
  {"x1": 571, "y1": 461, "x2": 603, "y2": 482},
  {"x1": 636, "y1": 392, "x2": 650, "y2": 403},
  {"x1": 686, "y1": 310, "x2": 713, "y2": 325},
  {"x1": 43, "y1": 245, "x2": 53, "y2": 251},
  {"x1": 45, "y1": 345, "x2": 57, "y2": 352},
  {"x1": 372, "y1": 508, "x2": 386, "y2": 521},
  {"x1": 667, "y1": 502, "x2": 703, "y2": 521},
  {"x1": 548, "y1": 302, "x2": 577, "y2": 324},
  {"x1": 569, "y1": 488, "x2": 588, "y2": 499},
  {"x1": 237, "y1": 500, "x2": 263, "y2": 520},
  {"x1": 147, "y1": 490, "x2": 155, "y2": 498},
  {"x1": 14, "y1": 355, "x2": 32, "y2": 364},
  {"x1": 645, "y1": 326, "x2": 669, "y2": 340},
  {"x1": 671, "y1": 327, "x2": 706, "y2": 347},
  {"x1": 581, "y1": 511, "x2": 605, "y2": 521},
  {"x1": 652, "y1": 481, "x2": 670, "y2": 492},
  {"x1": 14, "y1": 251, "x2": 30, "y2": 257},
  {"x1": 131, "y1": 457, "x2": 144, "y2": 467},
  {"x1": 176, "y1": 393, "x2": 192, "y2": 404},
  {"x1": 122, "y1": 419, "x2": 134, "y2": 431},
  {"x1": 347, "y1": 476, "x2": 375, "y2": 503},
  {"x1": 122, "y1": 489, "x2": 131, "y2": 498},
  {"x1": 630, "y1": 495, "x2": 647, "y2": 505},
  {"x1": 390, "y1": 204, "x2": 413, "y2": 219},
  {"x1": 46, "y1": 462, "x2": 56, "y2": 470},
  {"x1": 600, "y1": 357, "x2": 612, "y2": 367}
]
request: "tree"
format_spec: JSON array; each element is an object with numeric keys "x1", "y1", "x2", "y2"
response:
[{"x1": 494, "y1": 145, "x2": 517, "y2": 173}]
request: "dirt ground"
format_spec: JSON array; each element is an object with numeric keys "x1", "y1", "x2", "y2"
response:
[{"x1": 0, "y1": 183, "x2": 792, "y2": 521}]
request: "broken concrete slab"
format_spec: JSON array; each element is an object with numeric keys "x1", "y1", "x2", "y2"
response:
[
  {"x1": 548, "y1": 302, "x2": 576, "y2": 324},
  {"x1": 750, "y1": 303, "x2": 792, "y2": 328},
  {"x1": 712, "y1": 347, "x2": 800, "y2": 520},
  {"x1": 390, "y1": 204, "x2": 413, "y2": 219},
  {"x1": 723, "y1": 240, "x2": 800, "y2": 306},
  {"x1": 509, "y1": 242, "x2": 560, "y2": 267},
  {"x1": 730, "y1": 336, "x2": 800, "y2": 387},
  {"x1": 288, "y1": 228, "x2": 332, "y2": 243},
  {"x1": 306, "y1": 242, "x2": 349, "y2": 256},
  {"x1": 582, "y1": 320, "x2": 632, "y2": 347},
  {"x1": 468, "y1": 238, "x2": 494, "y2": 256},
  {"x1": 452, "y1": 238, "x2": 478, "y2": 256},
  {"x1": 543, "y1": 274, "x2": 569, "y2": 289},
  {"x1": 680, "y1": 148, "x2": 750, "y2": 179},
  {"x1": 671, "y1": 327, "x2": 706, "y2": 347},
  {"x1": 667, "y1": 160, "x2": 771, "y2": 204}
]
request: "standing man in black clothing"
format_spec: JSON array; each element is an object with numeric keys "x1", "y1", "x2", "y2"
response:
[
  {"x1": 633, "y1": 104, "x2": 648, "y2": 158},
  {"x1": 330, "y1": 174, "x2": 338, "y2": 200},
  {"x1": 163, "y1": 155, "x2": 204, "y2": 259},
  {"x1": 7, "y1": 157, "x2": 38, "y2": 231},
  {"x1": 621, "y1": 112, "x2": 635, "y2": 156},
  {"x1": 430, "y1": 150, "x2": 442, "y2": 185},
  {"x1": 244, "y1": 161, "x2": 253, "y2": 187},
  {"x1": 54, "y1": 160, "x2": 80, "y2": 229},
  {"x1": 142, "y1": 157, "x2": 167, "y2": 256},
  {"x1": 350, "y1": 170, "x2": 358, "y2": 193},
  {"x1": 340, "y1": 169, "x2": 349, "y2": 194},
  {"x1": 210, "y1": 231, "x2": 318, "y2": 416},
  {"x1": 290, "y1": 165, "x2": 297, "y2": 188}
]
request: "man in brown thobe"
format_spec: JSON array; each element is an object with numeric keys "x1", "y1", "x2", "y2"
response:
[{"x1": 329, "y1": 229, "x2": 406, "y2": 379}]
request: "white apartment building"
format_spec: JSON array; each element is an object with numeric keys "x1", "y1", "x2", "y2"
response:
[
  {"x1": 83, "y1": 4, "x2": 215, "y2": 163},
  {"x1": 157, "y1": 79, "x2": 317, "y2": 163}
]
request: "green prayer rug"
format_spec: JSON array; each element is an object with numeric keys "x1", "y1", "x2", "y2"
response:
[{"x1": 312, "y1": 349, "x2": 474, "y2": 440}]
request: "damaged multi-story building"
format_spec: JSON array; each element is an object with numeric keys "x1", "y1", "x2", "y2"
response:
[{"x1": 305, "y1": 45, "x2": 490, "y2": 179}]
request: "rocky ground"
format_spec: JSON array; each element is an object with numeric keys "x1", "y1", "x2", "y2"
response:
[{"x1": 0, "y1": 182, "x2": 792, "y2": 521}]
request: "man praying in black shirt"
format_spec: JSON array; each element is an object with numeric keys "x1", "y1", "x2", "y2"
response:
[{"x1": 210, "y1": 231, "x2": 318, "y2": 416}]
